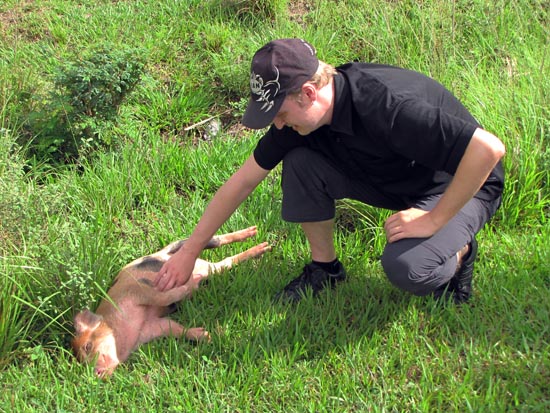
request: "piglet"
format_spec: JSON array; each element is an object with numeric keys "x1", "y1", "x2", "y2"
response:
[{"x1": 72, "y1": 226, "x2": 269, "y2": 377}]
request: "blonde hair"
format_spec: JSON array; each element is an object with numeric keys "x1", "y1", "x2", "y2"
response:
[{"x1": 289, "y1": 60, "x2": 337, "y2": 95}]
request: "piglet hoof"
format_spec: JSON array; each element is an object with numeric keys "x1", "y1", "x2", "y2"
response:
[{"x1": 185, "y1": 327, "x2": 211, "y2": 343}]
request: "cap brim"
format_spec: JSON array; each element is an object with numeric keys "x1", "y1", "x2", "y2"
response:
[{"x1": 241, "y1": 94, "x2": 286, "y2": 129}]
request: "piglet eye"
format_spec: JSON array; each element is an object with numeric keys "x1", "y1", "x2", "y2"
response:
[{"x1": 84, "y1": 342, "x2": 93, "y2": 353}]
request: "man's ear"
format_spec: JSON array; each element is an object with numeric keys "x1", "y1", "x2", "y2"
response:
[{"x1": 300, "y1": 83, "x2": 317, "y2": 106}]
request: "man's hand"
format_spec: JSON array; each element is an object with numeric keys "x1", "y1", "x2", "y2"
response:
[
  {"x1": 384, "y1": 208, "x2": 440, "y2": 243},
  {"x1": 154, "y1": 248, "x2": 197, "y2": 292},
  {"x1": 384, "y1": 128, "x2": 505, "y2": 245}
]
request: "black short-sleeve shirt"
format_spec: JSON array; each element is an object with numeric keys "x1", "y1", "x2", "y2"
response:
[{"x1": 253, "y1": 63, "x2": 504, "y2": 206}]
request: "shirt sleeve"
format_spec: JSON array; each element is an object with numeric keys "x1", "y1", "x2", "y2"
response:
[{"x1": 253, "y1": 126, "x2": 307, "y2": 170}]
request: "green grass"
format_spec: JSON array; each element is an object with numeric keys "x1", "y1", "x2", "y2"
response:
[{"x1": 1, "y1": 0, "x2": 549, "y2": 411}]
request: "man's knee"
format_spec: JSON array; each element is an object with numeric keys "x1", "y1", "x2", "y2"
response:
[{"x1": 381, "y1": 245, "x2": 433, "y2": 296}]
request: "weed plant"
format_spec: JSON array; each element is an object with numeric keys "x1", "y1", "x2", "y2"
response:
[{"x1": 0, "y1": 0, "x2": 549, "y2": 411}]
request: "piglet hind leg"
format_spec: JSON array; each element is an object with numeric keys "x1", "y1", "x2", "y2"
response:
[
  {"x1": 208, "y1": 242, "x2": 271, "y2": 274},
  {"x1": 204, "y1": 226, "x2": 259, "y2": 249}
]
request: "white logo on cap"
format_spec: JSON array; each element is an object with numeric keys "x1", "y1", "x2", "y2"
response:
[{"x1": 250, "y1": 68, "x2": 280, "y2": 113}]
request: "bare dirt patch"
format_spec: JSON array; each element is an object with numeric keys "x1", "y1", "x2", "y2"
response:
[
  {"x1": 288, "y1": 0, "x2": 315, "y2": 26},
  {"x1": 0, "y1": 1, "x2": 50, "y2": 42}
]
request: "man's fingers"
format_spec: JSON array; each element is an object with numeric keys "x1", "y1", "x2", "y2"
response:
[
  {"x1": 154, "y1": 263, "x2": 168, "y2": 286},
  {"x1": 154, "y1": 273, "x2": 166, "y2": 289},
  {"x1": 163, "y1": 275, "x2": 175, "y2": 291},
  {"x1": 155, "y1": 270, "x2": 172, "y2": 291},
  {"x1": 155, "y1": 275, "x2": 164, "y2": 290}
]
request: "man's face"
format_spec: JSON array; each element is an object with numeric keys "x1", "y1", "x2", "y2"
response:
[{"x1": 272, "y1": 92, "x2": 323, "y2": 136}]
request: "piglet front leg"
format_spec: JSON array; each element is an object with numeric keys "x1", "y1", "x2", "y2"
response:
[
  {"x1": 138, "y1": 317, "x2": 210, "y2": 345},
  {"x1": 184, "y1": 327, "x2": 210, "y2": 342}
]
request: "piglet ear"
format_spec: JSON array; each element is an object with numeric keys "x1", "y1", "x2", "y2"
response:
[{"x1": 73, "y1": 309, "x2": 103, "y2": 334}]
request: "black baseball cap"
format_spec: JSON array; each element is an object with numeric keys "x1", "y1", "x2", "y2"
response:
[{"x1": 242, "y1": 38, "x2": 319, "y2": 129}]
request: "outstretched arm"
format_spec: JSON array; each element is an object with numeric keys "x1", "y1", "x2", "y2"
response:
[
  {"x1": 384, "y1": 127, "x2": 505, "y2": 242},
  {"x1": 154, "y1": 154, "x2": 270, "y2": 291}
]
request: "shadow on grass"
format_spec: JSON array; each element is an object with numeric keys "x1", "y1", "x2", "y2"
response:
[{"x1": 163, "y1": 258, "x2": 419, "y2": 365}]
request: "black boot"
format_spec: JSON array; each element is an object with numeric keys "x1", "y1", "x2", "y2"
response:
[
  {"x1": 432, "y1": 279, "x2": 456, "y2": 302},
  {"x1": 274, "y1": 262, "x2": 346, "y2": 303},
  {"x1": 453, "y1": 238, "x2": 478, "y2": 304}
]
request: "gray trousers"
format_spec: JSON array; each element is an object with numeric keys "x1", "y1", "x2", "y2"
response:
[{"x1": 281, "y1": 147, "x2": 501, "y2": 296}]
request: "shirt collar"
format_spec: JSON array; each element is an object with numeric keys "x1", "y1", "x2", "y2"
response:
[{"x1": 329, "y1": 69, "x2": 355, "y2": 136}]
